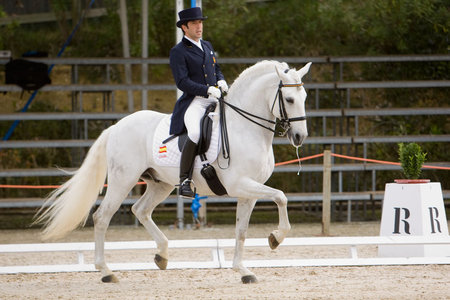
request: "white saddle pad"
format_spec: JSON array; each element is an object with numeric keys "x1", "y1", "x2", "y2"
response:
[{"x1": 152, "y1": 114, "x2": 221, "y2": 168}]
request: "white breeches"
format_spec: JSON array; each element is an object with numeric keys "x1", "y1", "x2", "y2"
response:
[{"x1": 184, "y1": 96, "x2": 217, "y2": 143}]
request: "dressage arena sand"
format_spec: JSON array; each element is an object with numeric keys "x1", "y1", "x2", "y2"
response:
[{"x1": 1, "y1": 222, "x2": 449, "y2": 299}]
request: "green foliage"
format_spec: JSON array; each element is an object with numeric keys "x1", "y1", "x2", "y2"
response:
[
  {"x1": 398, "y1": 143, "x2": 427, "y2": 179},
  {"x1": 208, "y1": 0, "x2": 448, "y2": 56},
  {"x1": 1, "y1": 0, "x2": 448, "y2": 57},
  {"x1": 0, "y1": 0, "x2": 448, "y2": 197},
  {"x1": 352, "y1": 0, "x2": 449, "y2": 54}
]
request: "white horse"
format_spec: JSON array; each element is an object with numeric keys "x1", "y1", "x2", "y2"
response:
[{"x1": 35, "y1": 60, "x2": 312, "y2": 284}]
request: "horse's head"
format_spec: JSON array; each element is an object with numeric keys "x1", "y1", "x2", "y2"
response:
[{"x1": 273, "y1": 62, "x2": 312, "y2": 147}]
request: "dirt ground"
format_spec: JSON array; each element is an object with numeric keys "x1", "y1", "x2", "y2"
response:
[{"x1": 1, "y1": 222, "x2": 449, "y2": 299}]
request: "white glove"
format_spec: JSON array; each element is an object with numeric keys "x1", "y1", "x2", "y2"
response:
[
  {"x1": 217, "y1": 80, "x2": 229, "y2": 93},
  {"x1": 207, "y1": 86, "x2": 221, "y2": 99}
]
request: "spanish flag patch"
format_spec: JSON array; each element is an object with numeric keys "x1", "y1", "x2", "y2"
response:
[{"x1": 159, "y1": 146, "x2": 167, "y2": 153}]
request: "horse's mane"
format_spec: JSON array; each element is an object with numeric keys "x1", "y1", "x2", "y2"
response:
[{"x1": 228, "y1": 60, "x2": 289, "y2": 97}]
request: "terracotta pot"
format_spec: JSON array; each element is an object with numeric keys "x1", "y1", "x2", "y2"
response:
[{"x1": 394, "y1": 179, "x2": 430, "y2": 184}]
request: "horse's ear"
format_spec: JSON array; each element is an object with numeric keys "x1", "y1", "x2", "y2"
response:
[
  {"x1": 297, "y1": 62, "x2": 312, "y2": 79},
  {"x1": 275, "y1": 65, "x2": 283, "y2": 78},
  {"x1": 275, "y1": 65, "x2": 289, "y2": 81}
]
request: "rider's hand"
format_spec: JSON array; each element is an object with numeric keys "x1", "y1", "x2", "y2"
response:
[
  {"x1": 207, "y1": 86, "x2": 221, "y2": 99},
  {"x1": 217, "y1": 80, "x2": 229, "y2": 93}
]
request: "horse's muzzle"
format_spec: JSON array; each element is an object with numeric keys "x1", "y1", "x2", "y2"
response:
[{"x1": 288, "y1": 130, "x2": 307, "y2": 147}]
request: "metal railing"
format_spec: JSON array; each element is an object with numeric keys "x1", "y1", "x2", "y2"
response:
[
  {"x1": 1, "y1": 55, "x2": 449, "y2": 220},
  {"x1": 1, "y1": 54, "x2": 449, "y2": 109},
  {"x1": 1, "y1": 107, "x2": 449, "y2": 142}
]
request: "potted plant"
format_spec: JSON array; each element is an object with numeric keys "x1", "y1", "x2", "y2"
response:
[{"x1": 395, "y1": 142, "x2": 429, "y2": 183}]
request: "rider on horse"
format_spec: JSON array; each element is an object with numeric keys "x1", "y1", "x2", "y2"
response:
[{"x1": 169, "y1": 7, "x2": 228, "y2": 198}]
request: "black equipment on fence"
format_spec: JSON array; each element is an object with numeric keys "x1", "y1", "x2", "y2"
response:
[{"x1": 5, "y1": 51, "x2": 51, "y2": 92}]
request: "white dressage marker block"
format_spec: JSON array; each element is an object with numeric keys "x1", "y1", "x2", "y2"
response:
[{"x1": 379, "y1": 182, "x2": 450, "y2": 257}]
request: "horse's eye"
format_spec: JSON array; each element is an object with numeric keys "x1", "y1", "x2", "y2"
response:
[{"x1": 285, "y1": 97, "x2": 294, "y2": 104}]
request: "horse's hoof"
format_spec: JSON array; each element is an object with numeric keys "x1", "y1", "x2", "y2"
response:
[
  {"x1": 101, "y1": 274, "x2": 119, "y2": 283},
  {"x1": 154, "y1": 254, "x2": 168, "y2": 270},
  {"x1": 241, "y1": 275, "x2": 258, "y2": 284},
  {"x1": 268, "y1": 233, "x2": 279, "y2": 250}
]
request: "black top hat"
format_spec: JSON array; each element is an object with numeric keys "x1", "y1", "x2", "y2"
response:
[{"x1": 176, "y1": 7, "x2": 207, "y2": 28}]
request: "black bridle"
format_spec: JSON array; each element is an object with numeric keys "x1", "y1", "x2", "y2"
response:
[
  {"x1": 217, "y1": 80, "x2": 307, "y2": 168},
  {"x1": 220, "y1": 80, "x2": 307, "y2": 136},
  {"x1": 271, "y1": 81, "x2": 307, "y2": 136}
]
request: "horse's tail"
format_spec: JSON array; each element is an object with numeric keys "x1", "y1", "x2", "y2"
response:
[{"x1": 34, "y1": 127, "x2": 111, "y2": 240}]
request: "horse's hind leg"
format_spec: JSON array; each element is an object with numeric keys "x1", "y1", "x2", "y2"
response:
[
  {"x1": 93, "y1": 175, "x2": 139, "y2": 283},
  {"x1": 233, "y1": 198, "x2": 257, "y2": 284},
  {"x1": 131, "y1": 180, "x2": 174, "y2": 270}
]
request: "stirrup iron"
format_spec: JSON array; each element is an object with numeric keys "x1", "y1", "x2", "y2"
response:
[{"x1": 178, "y1": 179, "x2": 196, "y2": 198}]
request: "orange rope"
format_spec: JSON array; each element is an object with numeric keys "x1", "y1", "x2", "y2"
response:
[
  {"x1": 0, "y1": 181, "x2": 147, "y2": 189},
  {"x1": 330, "y1": 153, "x2": 401, "y2": 166},
  {"x1": 0, "y1": 184, "x2": 61, "y2": 189},
  {"x1": 274, "y1": 153, "x2": 324, "y2": 166},
  {"x1": 1, "y1": 152, "x2": 448, "y2": 189},
  {"x1": 330, "y1": 153, "x2": 450, "y2": 170},
  {"x1": 422, "y1": 165, "x2": 450, "y2": 170}
]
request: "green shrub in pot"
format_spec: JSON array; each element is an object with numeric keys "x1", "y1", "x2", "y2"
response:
[{"x1": 398, "y1": 143, "x2": 427, "y2": 179}]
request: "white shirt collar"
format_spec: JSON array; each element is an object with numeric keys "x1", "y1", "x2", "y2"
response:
[{"x1": 184, "y1": 36, "x2": 203, "y2": 51}]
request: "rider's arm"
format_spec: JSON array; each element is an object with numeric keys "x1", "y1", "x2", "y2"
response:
[{"x1": 169, "y1": 46, "x2": 209, "y2": 98}]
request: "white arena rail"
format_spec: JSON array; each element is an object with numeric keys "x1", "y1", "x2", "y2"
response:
[{"x1": 1, "y1": 236, "x2": 449, "y2": 274}]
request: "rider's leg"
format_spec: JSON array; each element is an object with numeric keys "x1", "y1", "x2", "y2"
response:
[
  {"x1": 179, "y1": 97, "x2": 209, "y2": 197},
  {"x1": 179, "y1": 137, "x2": 197, "y2": 197}
]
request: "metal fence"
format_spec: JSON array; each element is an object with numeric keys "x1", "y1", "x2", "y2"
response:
[{"x1": 1, "y1": 55, "x2": 449, "y2": 221}]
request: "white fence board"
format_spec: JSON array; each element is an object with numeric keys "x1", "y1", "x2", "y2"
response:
[{"x1": 1, "y1": 236, "x2": 449, "y2": 274}]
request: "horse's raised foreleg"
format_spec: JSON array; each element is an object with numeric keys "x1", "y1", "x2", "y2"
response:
[
  {"x1": 93, "y1": 174, "x2": 139, "y2": 283},
  {"x1": 233, "y1": 198, "x2": 257, "y2": 283},
  {"x1": 233, "y1": 179, "x2": 291, "y2": 250},
  {"x1": 131, "y1": 180, "x2": 174, "y2": 270},
  {"x1": 268, "y1": 189, "x2": 291, "y2": 250}
]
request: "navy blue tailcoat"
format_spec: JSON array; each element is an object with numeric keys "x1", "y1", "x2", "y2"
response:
[{"x1": 169, "y1": 37, "x2": 225, "y2": 135}]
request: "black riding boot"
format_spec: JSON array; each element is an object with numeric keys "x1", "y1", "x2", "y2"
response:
[{"x1": 179, "y1": 138, "x2": 197, "y2": 198}]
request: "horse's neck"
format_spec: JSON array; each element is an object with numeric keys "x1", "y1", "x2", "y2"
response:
[
  {"x1": 225, "y1": 72, "x2": 277, "y2": 145},
  {"x1": 228, "y1": 71, "x2": 277, "y2": 118}
]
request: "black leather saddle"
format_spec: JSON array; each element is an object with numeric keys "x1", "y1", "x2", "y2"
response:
[
  {"x1": 163, "y1": 102, "x2": 227, "y2": 196},
  {"x1": 175, "y1": 102, "x2": 216, "y2": 156}
]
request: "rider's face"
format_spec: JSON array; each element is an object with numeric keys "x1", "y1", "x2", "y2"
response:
[{"x1": 182, "y1": 20, "x2": 203, "y2": 42}]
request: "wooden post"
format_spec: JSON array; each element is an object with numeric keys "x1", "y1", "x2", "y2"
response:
[{"x1": 322, "y1": 150, "x2": 332, "y2": 235}]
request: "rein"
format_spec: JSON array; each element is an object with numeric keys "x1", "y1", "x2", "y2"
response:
[
  {"x1": 218, "y1": 80, "x2": 307, "y2": 168},
  {"x1": 220, "y1": 81, "x2": 306, "y2": 135}
]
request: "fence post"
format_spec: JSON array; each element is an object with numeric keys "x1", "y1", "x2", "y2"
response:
[
  {"x1": 199, "y1": 198, "x2": 207, "y2": 226},
  {"x1": 176, "y1": 189, "x2": 184, "y2": 229},
  {"x1": 118, "y1": 0, "x2": 134, "y2": 112},
  {"x1": 322, "y1": 150, "x2": 332, "y2": 235}
]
